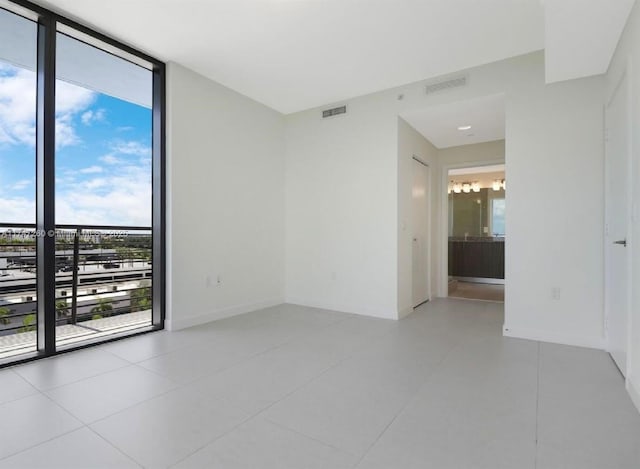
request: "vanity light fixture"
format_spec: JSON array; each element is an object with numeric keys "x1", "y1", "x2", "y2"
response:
[
  {"x1": 453, "y1": 182, "x2": 462, "y2": 194},
  {"x1": 492, "y1": 179, "x2": 506, "y2": 191},
  {"x1": 462, "y1": 183, "x2": 471, "y2": 193},
  {"x1": 471, "y1": 181, "x2": 480, "y2": 193}
]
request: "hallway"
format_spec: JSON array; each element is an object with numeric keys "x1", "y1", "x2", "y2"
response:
[
  {"x1": 0, "y1": 299, "x2": 638, "y2": 468},
  {"x1": 449, "y1": 281, "x2": 505, "y2": 302}
]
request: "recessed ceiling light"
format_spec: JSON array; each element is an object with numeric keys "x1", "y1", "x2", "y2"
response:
[{"x1": 457, "y1": 125, "x2": 472, "y2": 130}]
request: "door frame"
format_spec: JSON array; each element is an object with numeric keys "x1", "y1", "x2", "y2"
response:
[
  {"x1": 604, "y1": 57, "x2": 633, "y2": 376},
  {"x1": 412, "y1": 155, "x2": 431, "y2": 305},
  {"x1": 439, "y1": 158, "x2": 506, "y2": 298}
]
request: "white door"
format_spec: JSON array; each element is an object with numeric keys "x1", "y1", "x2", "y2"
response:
[
  {"x1": 412, "y1": 159, "x2": 430, "y2": 307},
  {"x1": 605, "y1": 70, "x2": 631, "y2": 376}
]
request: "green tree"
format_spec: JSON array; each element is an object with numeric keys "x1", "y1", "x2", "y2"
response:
[
  {"x1": 56, "y1": 300, "x2": 70, "y2": 319},
  {"x1": 0, "y1": 306, "x2": 11, "y2": 326},
  {"x1": 130, "y1": 287, "x2": 151, "y2": 312},
  {"x1": 90, "y1": 298, "x2": 113, "y2": 317},
  {"x1": 19, "y1": 313, "x2": 36, "y2": 333}
]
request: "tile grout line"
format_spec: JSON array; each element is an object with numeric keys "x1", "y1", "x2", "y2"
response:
[
  {"x1": 263, "y1": 318, "x2": 461, "y2": 467},
  {"x1": 350, "y1": 337, "x2": 464, "y2": 468},
  {"x1": 142, "y1": 313, "x2": 356, "y2": 386},
  {"x1": 166, "y1": 410, "x2": 257, "y2": 469},
  {"x1": 85, "y1": 424, "x2": 146, "y2": 468},
  {"x1": 262, "y1": 416, "x2": 362, "y2": 461},
  {"x1": 251, "y1": 321, "x2": 399, "y2": 418},
  {"x1": 0, "y1": 369, "x2": 40, "y2": 407},
  {"x1": 167, "y1": 351, "x2": 363, "y2": 468},
  {"x1": 1, "y1": 312, "x2": 394, "y2": 467},
  {"x1": 168, "y1": 319, "x2": 395, "y2": 468},
  {"x1": 87, "y1": 379, "x2": 184, "y2": 427},
  {"x1": 0, "y1": 426, "x2": 84, "y2": 463},
  {"x1": 67, "y1": 315, "x2": 358, "y2": 429},
  {"x1": 175, "y1": 315, "x2": 356, "y2": 385},
  {"x1": 13, "y1": 357, "x2": 132, "y2": 394},
  {"x1": 59, "y1": 376, "x2": 181, "y2": 426},
  {"x1": 89, "y1": 315, "x2": 366, "y2": 467},
  {"x1": 0, "y1": 391, "x2": 85, "y2": 463}
]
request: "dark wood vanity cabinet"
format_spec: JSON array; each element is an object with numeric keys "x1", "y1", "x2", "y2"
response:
[{"x1": 448, "y1": 238, "x2": 505, "y2": 279}]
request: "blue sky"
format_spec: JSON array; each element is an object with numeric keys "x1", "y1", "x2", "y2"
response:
[{"x1": 0, "y1": 62, "x2": 152, "y2": 227}]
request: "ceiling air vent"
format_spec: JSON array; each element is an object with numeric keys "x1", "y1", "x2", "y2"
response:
[
  {"x1": 322, "y1": 105, "x2": 347, "y2": 118},
  {"x1": 425, "y1": 75, "x2": 467, "y2": 95}
]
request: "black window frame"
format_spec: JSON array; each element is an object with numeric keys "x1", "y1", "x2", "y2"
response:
[{"x1": 0, "y1": 0, "x2": 165, "y2": 367}]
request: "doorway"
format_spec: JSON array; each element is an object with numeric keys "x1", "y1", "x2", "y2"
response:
[
  {"x1": 412, "y1": 157, "x2": 430, "y2": 307},
  {"x1": 604, "y1": 63, "x2": 632, "y2": 376},
  {"x1": 447, "y1": 164, "x2": 505, "y2": 302}
]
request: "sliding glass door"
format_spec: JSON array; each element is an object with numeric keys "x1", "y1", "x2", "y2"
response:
[{"x1": 0, "y1": 0, "x2": 164, "y2": 365}]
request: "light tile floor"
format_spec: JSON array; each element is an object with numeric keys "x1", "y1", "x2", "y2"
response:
[{"x1": 0, "y1": 300, "x2": 638, "y2": 468}]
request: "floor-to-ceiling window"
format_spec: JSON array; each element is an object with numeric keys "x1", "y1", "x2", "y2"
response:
[
  {"x1": 0, "y1": 6, "x2": 38, "y2": 359},
  {"x1": 0, "y1": 0, "x2": 164, "y2": 365}
]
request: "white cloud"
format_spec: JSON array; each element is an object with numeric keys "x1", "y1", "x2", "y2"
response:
[
  {"x1": 0, "y1": 66, "x2": 36, "y2": 146},
  {"x1": 1, "y1": 165, "x2": 152, "y2": 227},
  {"x1": 81, "y1": 178, "x2": 109, "y2": 190},
  {"x1": 99, "y1": 140, "x2": 151, "y2": 167},
  {"x1": 10, "y1": 179, "x2": 32, "y2": 191},
  {"x1": 99, "y1": 154, "x2": 123, "y2": 165},
  {"x1": 79, "y1": 165, "x2": 103, "y2": 174},
  {"x1": 55, "y1": 80, "x2": 96, "y2": 116},
  {"x1": 55, "y1": 114, "x2": 80, "y2": 148},
  {"x1": 56, "y1": 165, "x2": 151, "y2": 226},
  {"x1": 111, "y1": 140, "x2": 151, "y2": 156},
  {"x1": 81, "y1": 108, "x2": 106, "y2": 126},
  {"x1": 0, "y1": 196, "x2": 35, "y2": 224},
  {"x1": 0, "y1": 63, "x2": 95, "y2": 149}
]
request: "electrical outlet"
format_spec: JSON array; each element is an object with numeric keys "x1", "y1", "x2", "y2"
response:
[{"x1": 551, "y1": 287, "x2": 561, "y2": 300}]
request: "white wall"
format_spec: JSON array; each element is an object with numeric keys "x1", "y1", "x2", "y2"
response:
[
  {"x1": 504, "y1": 70, "x2": 604, "y2": 349},
  {"x1": 606, "y1": 0, "x2": 640, "y2": 412},
  {"x1": 397, "y1": 118, "x2": 438, "y2": 317},
  {"x1": 166, "y1": 62, "x2": 285, "y2": 330},
  {"x1": 284, "y1": 96, "x2": 398, "y2": 318},
  {"x1": 439, "y1": 140, "x2": 506, "y2": 168},
  {"x1": 285, "y1": 51, "x2": 606, "y2": 347}
]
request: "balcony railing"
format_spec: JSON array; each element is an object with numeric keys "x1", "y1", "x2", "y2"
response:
[{"x1": 0, "y1": 223, "x2": 153, "y2": 358}]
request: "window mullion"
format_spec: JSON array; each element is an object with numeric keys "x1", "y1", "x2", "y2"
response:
[{"x1": 35, "y1": 14, "x2": 56, "y2": 355}]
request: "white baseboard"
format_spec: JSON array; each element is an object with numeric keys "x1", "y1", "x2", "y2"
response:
[
  {"x1": 284, "y1": 297, "x2": 397, "y2": 320},
  {"x1": 627, "y1": 376, "x2": 640, "y2": 415},
  {"x1": 503, "y1": 325, "x2": 605, "y2": 350},
  {"x1": 397, "y1": 307, "x2": 413, "y2": 319},
  {"x1": 166, "y1": 297, "x2": 284, "y2": 331}
]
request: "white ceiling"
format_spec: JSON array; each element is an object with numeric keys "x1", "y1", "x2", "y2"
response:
[
  {"x1": 401, "y1": 94, "x2": 505, "y2": 148},
  {"x1": 450, "y1": 164, "x2": 505, "y2": 175},
  {"x1": 31, "y1": 0, "x2": 633, "y2": 114},
  {"x1": 34, "y1": 0, "x2": 545, "y2": 114},
  {"x1": 544, "y1": 0, "x2": 636, "y2": 83}
]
